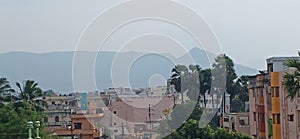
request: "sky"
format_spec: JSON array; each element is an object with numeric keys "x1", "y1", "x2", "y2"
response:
[{"x1": 0, "y1": 0, "x2": 299, "y2": 70}]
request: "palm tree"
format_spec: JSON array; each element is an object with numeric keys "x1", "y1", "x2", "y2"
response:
[
  {"x1": 0, "y1": 78, "x2": 15, "y2": 103},
  {"x1": 283, "y1": 57, "x2": 300, "y2": 100},
  {"x1": 15, "y1": 80, "x2": 47, "y2": 111}
]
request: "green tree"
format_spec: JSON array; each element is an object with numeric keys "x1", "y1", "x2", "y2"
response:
[
  {"x1": 15, "y1": 80, "x2": 47, "y2": 111},
  {"x1": 199, "y1": 69, "x2": 212, "y2": 107},
  {"x1": 0, "y1": 103, "x2": 53, "y2": 139},
  {"x1": 0, "y1": 78, "x2": 15, "y2": 104},
  {"x1": 170, "y1": 65, "x2": 200, "y2": 102},
  {"x1": 231, "y1": 75, "x2": 249, "y2": 112},
  {"x1": 236, "y1": 75, "x2": 249, "y2": 102},
  {"x1": 0, "y1": 78, "x2": 58, "y2": 139},
  {"x1": 159, "y1": 102, "x2": 251, "y2": 139},
  {"x1": 212, "y1": 54, "x2": 250, "y2": 112},
  {"x1": 170, "y1": 65, "x2": 211, "y2": 104},
  {"x1": 283, "y1": 57, "x2": 300, "y2": 100},
  {"x1": 212, "y1": 54, "x2": 237, "y2": 100}
]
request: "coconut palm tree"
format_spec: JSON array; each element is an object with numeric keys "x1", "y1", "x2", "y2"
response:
[
  {"x1": 15, "y1": 80, "x2": 47, "y2": 111},
  {"x1": 283, "y1": 57, "x2": 300, "y2": 100},
  {"x1": 0, "y1": 78, "x2": 15, "y2": 103}
]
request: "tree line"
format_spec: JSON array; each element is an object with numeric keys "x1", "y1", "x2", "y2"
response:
[
  {"x1": 169, "y1": 54, "x2": 249, "y2": 113},
  {"x1": 0, "y1": 78, "x2": 56, "y2": 139}
]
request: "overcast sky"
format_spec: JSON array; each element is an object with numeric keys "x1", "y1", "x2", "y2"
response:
[{"x1": 0, "y1": 0, "x2": 299, "y2": 70}]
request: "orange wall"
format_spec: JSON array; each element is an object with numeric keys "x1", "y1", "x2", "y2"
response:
[{"x1": 271, "y1": 72, "x2": 281, "y2": 139}]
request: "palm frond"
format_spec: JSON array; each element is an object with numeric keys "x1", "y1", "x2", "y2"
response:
[
  {"x1": 283, "y1": 72, "x2": 300, "y2": 100},
  {"x1": 15, "y1": 82, "x2": 23, "y2": 93},
  {"x1": 283, "y1": 58, "x2": 300, "y2": 71}
]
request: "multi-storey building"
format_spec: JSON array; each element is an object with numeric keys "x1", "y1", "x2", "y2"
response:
[
  {"x1": 50, "y1": 113, "x2": 104, "y2": 139},
  {"x1": 100, "y1": 96, "x2": 174, "y2": 138},
  {"x1": 44, "y1": 95, "x2": 78, "y2": 127},
  {"x1": 249, "y1": 57, "x2": 300, "y2": 139},
  {"x1": 249, "y1": 72, "x2": 270, "y2": 139},
  {"x1": 44, "y1": 93, "x2": 105, "y2": 139}
]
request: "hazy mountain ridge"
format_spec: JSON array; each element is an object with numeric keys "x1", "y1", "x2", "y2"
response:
[{"x1": 0, "y1": 48, "x2": 258, "y2": 93}]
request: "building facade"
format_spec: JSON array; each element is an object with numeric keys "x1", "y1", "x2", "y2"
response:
[
  {"x1": 223, "y1": 112, "x2": 250, "y2": 135},
  {"x1": 44, "y1": 95, "x2": 78, "y2": 127},
  {"x1": 101, "y1": 96, "x2": 174, "y2": 138},
  {"x1": 249, "y1": 57, "x2": 300, "y2": 139}
]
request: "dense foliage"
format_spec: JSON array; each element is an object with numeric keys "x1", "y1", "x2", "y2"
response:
[
  {"x1": 165, "y1": 54, "x2": 251, "y2": 138},
  {"x1": 0, "y1": 78, "x2": 55, "y2": 139},
  {"x1": 283, "y1": 57, "x2": 300, "y2": 100},
  {"x1": 159, "y1": 104, "x2": 250, "y2": 139},
  {"x1": 169, "y1": 54, "x2": 249, "y2": 113}
]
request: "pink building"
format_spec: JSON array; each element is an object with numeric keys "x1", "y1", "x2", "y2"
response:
[
  {"x1": 249, "y1": 57, "x2": 300, "y2": 139},
  {"x1": 100, "y1": 96, "x2": 174, "y2": 138}
]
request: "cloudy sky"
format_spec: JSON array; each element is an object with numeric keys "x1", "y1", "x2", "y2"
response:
[{"x1": 1, "y1": 0, "x2": 299, "y2": 70}]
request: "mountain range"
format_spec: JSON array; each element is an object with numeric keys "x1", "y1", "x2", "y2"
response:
[{"x1": 0, "y1": 48, "x2": 258, "y2": 93}]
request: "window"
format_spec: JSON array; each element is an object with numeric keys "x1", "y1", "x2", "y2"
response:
[
  {"x1": 267, "y1": 93, "x2": 272, "y2": 110},
  {"x1": 272, "y1": 114, "x2": 275, "y2": 124},
  {"x1": 268, "y1": 63, "x2": 273, "y2": 73},
  {"x1": 114, "y1": 122, "x2": 117, "y2": 126},
  {"x1": 271, "y1": 88, "x2": 274, "y2": 97},
  {"x1": 275, "y1": 87, "x2": 279, "y2": 97},
  {"x1": 298, "y1": 111, "x2": 300, "y2": 127},
  {"x1": 288, "y1": 115, "x2": 294, "y2": 121},
  {"x1": 253, "y1": 112, "x2": 256, "y2": 121},
  {"x1": 113, "y1": 111, "x2": 117, "y2": 114},
  {"x1": 239, "y1": 117, "x2": 249, "y2": 126},
  {"x1": 74, "y1": 123, "x2": 82, "y2": 129},
  {"x1": 55, "y1": 116, "x2": 59, "y2": 122},
  {"x1": 224, "y1": 117, "x2": 229, "y2": 122},
  {"x1": 277, "y1": 114, "x2": 280, "y2": 124},
  {"x1": 52, "y1": 101, "x2": 55, "y2": 105}
]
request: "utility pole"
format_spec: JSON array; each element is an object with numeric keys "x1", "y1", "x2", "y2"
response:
[
  {"x1": 148, "y1": 104, "x2": 154, "y2": 139},
  {"x1": 68, "y1": 108, "x2": 74, "y2": 139},
  {"x1": 173, "y1": 95, "x2": 176, "y2": 108},
  {"x1": 181, "y1": 91, "x2": 184, "y2": 104},
  {"x1": 223, "y1": 92, "x2": 225, "y2": 129}
]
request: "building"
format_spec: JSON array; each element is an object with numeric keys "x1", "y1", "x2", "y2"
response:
[
  {"x1": 43, "y1": 95, "x2": 78, "y2": 127},
  {"x1": 50, "y1": 113, "x2": 104, "y2": 139},
  {"x1": 199, "y1": 93, "x2": 225, "y2": 113},
  {"x1": 249, "y1": 73, "x2": 270, "y2": 139},
  {"x1": 223, "y1": 112, "x2": 250, "y2": 135},
  {"x1": 100, "y1": 96, "x2": 174, "y2": 138},
  {"x1": 45, "y1": 93, "x2": 105, "y2": 139},
  {"x1": 249, "y1": 57, "x2": 300, "y2": 139}
]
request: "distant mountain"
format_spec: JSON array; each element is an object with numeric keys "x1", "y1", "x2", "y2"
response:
[{"x1": 0, "y1": 48, "x2": 258, "y2": 93}]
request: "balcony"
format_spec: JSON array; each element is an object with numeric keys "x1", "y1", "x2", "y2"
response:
[
  {"x1": 46, "y1": 105, "x2": 74, "y2": 112},
  {"x1": 47, "y1": 121, "x2": 66, "y2": 127}
]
